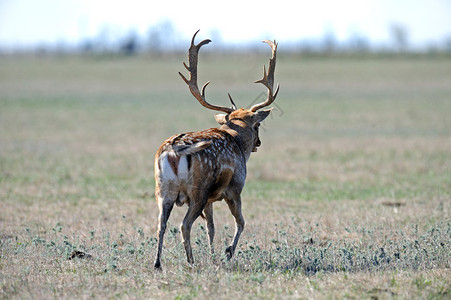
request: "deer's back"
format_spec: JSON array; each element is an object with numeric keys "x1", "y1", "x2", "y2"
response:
[{"x1": 155, "y1": 128, "x2": 246, "y2": 203}]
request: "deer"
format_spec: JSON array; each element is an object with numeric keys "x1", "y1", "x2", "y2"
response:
[{"x1": 153, "y1": 30, "x2": 279, "y2": 269}]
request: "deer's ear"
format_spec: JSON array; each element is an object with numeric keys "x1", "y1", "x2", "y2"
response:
[
  {"x1": 254, "y1": 108, "x2": 273, "y2": 123},
  {"x1": 215, "y1": 113, "x2": 228, "y2": 125}
]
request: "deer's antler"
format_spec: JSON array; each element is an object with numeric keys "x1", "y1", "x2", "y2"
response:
[
  {"x1": 179, "y1": 30, "x2": 235, "y2": 114},
  {"x1": 250, "y1": 40, "x2": 279, "y2": 112}
]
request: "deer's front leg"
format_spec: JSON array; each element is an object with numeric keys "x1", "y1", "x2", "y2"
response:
[
  {"x1": 225, "y1": 195, "x2": 245, "y2": 260},
  {"x1": 203, "y1": 203, "x2": 215, "y2": 256},
  {"x1": 180, "y1": 200, "x2": 206, "y2": 264}
]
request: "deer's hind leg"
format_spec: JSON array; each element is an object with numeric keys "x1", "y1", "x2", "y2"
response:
[
  {"x1": 153, "y1": 186, "x2": 177, "y2": 269},
  {"x1": 203, "y1": 203, "x2": 215, "y2": 256},
  {"x1": 180, "y1": 195, "x2": 207, "y2": 264}
]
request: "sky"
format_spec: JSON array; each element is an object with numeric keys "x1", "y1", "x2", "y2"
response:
[{"x1": 0, "y1": 0, "x2": 450, "y2": 50}]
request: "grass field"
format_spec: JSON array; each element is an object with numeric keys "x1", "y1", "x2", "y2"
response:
[{"x1": 1, "y1": 53, "x2": 450, "y2": 299}]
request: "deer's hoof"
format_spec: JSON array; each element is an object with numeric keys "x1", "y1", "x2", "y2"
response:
[
  {"x1": 225, "y1": 246, "x2": 233, "y2": 260},
  {"x1": 154, "y1": 260, "x2": 162, "y2": 270}
]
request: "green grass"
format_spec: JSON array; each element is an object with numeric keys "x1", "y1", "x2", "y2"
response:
[{"x1": 1, "y1": 54, "x2": 450, "y2": 299}]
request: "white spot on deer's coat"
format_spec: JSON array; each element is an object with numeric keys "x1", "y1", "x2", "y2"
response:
[
  {"x1": 178, "y1": 155, "x2": 189, "y2": 180},
  {"x1": 220, "y1": 163, "x2": 234, "y2": 172}
]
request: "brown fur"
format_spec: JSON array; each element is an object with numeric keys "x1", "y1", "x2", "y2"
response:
[
  {"x1": 167, "y1": 153, "x2": 180, "y2": 176},
  {"x1": 153, "y1": 31, "x2": 279, "y2": 269}
]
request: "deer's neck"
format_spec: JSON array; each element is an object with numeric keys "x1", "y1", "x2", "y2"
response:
[{"x1": 220, "y1": 121, "x2": 254, "y2": 161}]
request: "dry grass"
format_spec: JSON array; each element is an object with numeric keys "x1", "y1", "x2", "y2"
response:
[{"x1": 1, "y1": 54, "x2": 450, "y2": 299}]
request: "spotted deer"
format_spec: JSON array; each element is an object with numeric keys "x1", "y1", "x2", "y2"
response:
[{"x1": 153, "y1": 30, "x2": 279, "y2": 269}]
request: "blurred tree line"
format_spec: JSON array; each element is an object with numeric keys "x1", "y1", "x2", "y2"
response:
[{"x1": 2, "y1": 19, "x2": 451, "y2": 56}]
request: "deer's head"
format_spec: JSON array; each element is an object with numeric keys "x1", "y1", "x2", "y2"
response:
[{"x1": 179, "y1": 30, "x2": 279, "y2": 157}]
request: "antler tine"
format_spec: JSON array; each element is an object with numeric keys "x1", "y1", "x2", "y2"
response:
[
  {"x1": 228, "y1": 93, "x2": 237, "y2": 110},
  {"x1": 179, "y1": 30, "x2": 235, "y2": 114},
  {"x1": 250, "y1": 40, "x2": 279, "y2": 112}
]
